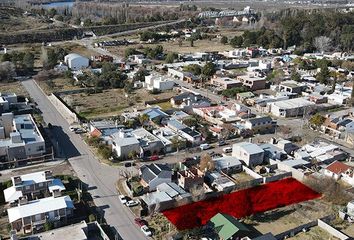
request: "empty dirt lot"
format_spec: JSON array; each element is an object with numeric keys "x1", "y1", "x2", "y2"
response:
[
  {"x1": 251, "y1": 199, "x2": 336, "y2": 236},
  {"x1": 62, "y1": 88, "x2": 177, "y2": 119}
]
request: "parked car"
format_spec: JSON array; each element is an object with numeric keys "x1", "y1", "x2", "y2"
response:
[
  {"x1": 182, "y1": 157, "x2": 194, "y2": 162},
  {"x1": 200, "y1": 143, "x2": 210, "y2": 150},
  {"x1": 150, "y1": 155, "x2": 159, "y2": 161},
  {"x1": 141, "y1": 225, "x2": 152, "y2": 236},
  {"x1": 74, "y1": 128, "x2": 85, "y2": 134},
  {"x1": 223, "y1": 147, "x2": 232, "y2": 153},
  {"x1": 126, "y1": 200, "x2": 139, "y2": 207},
  {"x1": 119, "y1": 195, "x2": 127, "y2": 204},
  {"x1": 218, "y1": 140, "x2": 227, "y2": 146},
  {"x1": 134, "y1": 218, "x2": 148, "y2": 227},
  {"x1": 69, "y1": 126, "x2": 78, "y2": 132}
]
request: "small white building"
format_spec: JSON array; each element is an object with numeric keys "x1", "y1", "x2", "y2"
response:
[
  {"x1": 232, "y1": 142, "x2": 264, "y2": 167},
  {"x1": 144, "y1": 74, "x2": 175, "y2": 91},
  {"x1": 111, "y1": 131, "x2": 140, "y2": 159},
  {"x1": 64, "y1": 53, "x2": 89, "y2": 70}
]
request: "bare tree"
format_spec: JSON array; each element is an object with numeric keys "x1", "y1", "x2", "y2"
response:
[
  {"x1": 313, "y1": 36, "x2": 331, "y2": 53},
  {"x1": 189, "y1": 185, "x2": 206, "y2": 202},
  {"x1": 0, "y1": 61, "x2": 16, "y2": 81},
  {"x1": 199, "y1": 153, "x2": 215, "y2": 172}
]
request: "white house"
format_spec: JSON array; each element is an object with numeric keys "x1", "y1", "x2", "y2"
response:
[
  {"x1": 64, "y1": 53, "x2": 89, "y2": 70},
  {"x1": 144, "y1": 74, "x2": 175, "y2": 91},
  {"x1": 111, "y1": 131, "x2": 140, "y2": 159},
  {"x1": 232, "y1": 142, "x2": 264, "y2": 167}
]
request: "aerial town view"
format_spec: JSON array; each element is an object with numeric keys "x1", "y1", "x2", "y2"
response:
[{"x1": 0, "y1": 0, "x2": 353, "y2": 239}]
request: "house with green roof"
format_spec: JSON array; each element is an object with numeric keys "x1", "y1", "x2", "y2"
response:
[{"x1": 209, "y1": 213, "x2": 250, "y2": 240}]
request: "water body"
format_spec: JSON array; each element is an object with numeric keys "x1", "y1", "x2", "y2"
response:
[{"x1": 41, "y1": 1, "x2": 75, "y2": 9}]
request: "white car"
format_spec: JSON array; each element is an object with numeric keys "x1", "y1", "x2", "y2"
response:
[
  {"x1": 141, "y1": 225, "x2": 152, "y2": 236},
  {"x1": 119, "y1": 195, "x2": 127, "y2": 204},
  {"x1": 200, "y1": 143, "x2": 210, "y2": 150},
  {"x1": 126, "y1": 200, "x2": 139, "y2": 207},
  {"x1": 223, "y1": 147, "x2": 232, "y2": 153},
  {"x1": 69, "y1": 126, "x2": 78, "y2": 132}
]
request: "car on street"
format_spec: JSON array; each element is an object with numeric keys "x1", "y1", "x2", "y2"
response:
[
  {"x1": 200, "y1": 143, "x2": 210, "y2": 150},
  {"x1": 134, "y1": 218, "x2": 148, "y2": 227},
  {"x1": 218, "y1": 140, "x2": 227, "y2": 146},
  {"x1": 141, "y1": 225, "x2": 152, "y2": 237},
  {"x1": 119, "y1": 195, "x2": 127, "y2": 204},
  {"x1": 69, "y1": 126, "x2": 78, "y2": 132},
  {"x1": 126, "y1": 200, "x2": 139, "y2": 207},
  {"x1": 74, "y1": 128, "x2": 85, "y2": 134},
  {"x1": 149, "y1": 155, "x2": 159, "y2": 161},
  {"x1": 223, "y1": 147, "x2": 232, "y2": 153}
]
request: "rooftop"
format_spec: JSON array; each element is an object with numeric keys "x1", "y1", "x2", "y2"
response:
[
  {"x1": 326, "y1": 160, "x2": 352, "y2": 175},
  {"x1": 270, "y1": 98, "x2": 314, "y2": 109},
  {"x1": 7, "y1": 196, "x2": 74, "y2": 223},
  {"x1": 21, "y1": 221, "x2": 88, "y2": 240},
  {"x1": 233, "y1": 142, "x2": 264, "y2": 155}
]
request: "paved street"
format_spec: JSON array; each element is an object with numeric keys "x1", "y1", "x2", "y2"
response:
[{"x1": 21, "y1": 79, "x2": 147, "y2": 240}]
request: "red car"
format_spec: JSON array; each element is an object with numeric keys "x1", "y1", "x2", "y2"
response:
[
  {"x1": 150, "y1": 155, "x2": 159, "y2": 161},
  {"x1": 134, "y1": 218, "x2": 148, "y2": 227}
]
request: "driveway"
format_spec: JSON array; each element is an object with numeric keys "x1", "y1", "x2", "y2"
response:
[{"x1": 21, "y1": 79, "x2": 147, "y2": 240}]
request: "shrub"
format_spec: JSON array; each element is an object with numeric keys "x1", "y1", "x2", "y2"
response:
[{"x1": 89, "y1": 214, "x2": 96, "y2": 222}]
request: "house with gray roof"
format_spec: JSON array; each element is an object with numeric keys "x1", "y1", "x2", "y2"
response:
[
  {"x1": 0, "y1": 114, "x2": 46, "y2": 167},
  {"x1": 213, "y1": 156, "x2": 243, "y2": 174},
  {"x1": 111, "y1": 130, "x2": 140, "y2": 159},
  {"x1": 232, "y1": 142, "x2": 264, "y2": 167},
  {"x1": 140, "y1": 163, "x2": 172, "y2": 191},
  {"x1": 243, "y1": 116, "x2": 275, "y2": 134}
]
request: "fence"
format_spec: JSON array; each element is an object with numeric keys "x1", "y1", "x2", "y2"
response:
[
  {"x1": 243, "y1": 166, "x2": 263, "y2": 179},
  {"x1": 318, "y1": 219, "x2": 350, "y2": 240},
  {"x1": 263, "y1": 172, "x2": 292, "y2": 183},
  {"x1": 48, "y1": 93, "x2": 79, "y2": 124}
]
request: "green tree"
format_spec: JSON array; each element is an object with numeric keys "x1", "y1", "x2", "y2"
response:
[
  {"x1": 138, "y1": 113, "x2": 149, "y2": 126},
  {"x1": 171, "y1": 136, "x2": 184, "y2": 152},
  {"x1": 165, "y1": 52, "x2": 178, "y2": 63},
  {"x1": 201, "y1": 62, "x2": 216, "y2": 78},
  {"x1": 183, "y1": 64, "x2": 201, "y2": 76},
  {"x1": 133, "y1": 68, "x2": 149, "y2": 82},
  {"x1": 22, "y1": 52, "x2": 34, "y2": 72},
  {"x1": 220, "y1": 36, "x2": 228, "y2": 44},
  {"x1": 309, "y1": 113, "x2": 325, "y2": 128},
  {"x1": 88, "y1": 214, "x2": 96, "y2": 222},
  {"x1": 125, "y1": 48, "x2": 137, "y2": 58},
  {"x1": 316, "y1": 66, "x2": 330, "y2": 84},
  {"x1": 44, "y1": 221, "x2": 54, "y2": 231},
  {"x1": 291, "y1": 71, "x2": 301, "y2": 82},
  {"x1": 182, "y1": 117, "x2": 198, "y2": 127},
  {"x1": 230, "y1": 36, "x2": 243, "y2": 48}
]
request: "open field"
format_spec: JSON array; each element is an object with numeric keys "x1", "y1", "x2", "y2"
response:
[
  {"x1": 62, "y1": 88, "x2": 177, "y2": 119},
  {"x1": 0, "y1": 81, "x2": 28, "y2": 97},
  {"x1": 37, "y1": 77, "x2": 83, "y2": 95},
  {"x1": 107, "y1": 38, "x2": 234, "y2": 56},
  {"x1": 163, "y1": 178, "x2": 321, "y2": 230}
]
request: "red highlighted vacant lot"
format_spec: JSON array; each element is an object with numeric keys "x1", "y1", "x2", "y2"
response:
[{"x1": 163, "y1": 178, "x2": 321, "y2": 230}]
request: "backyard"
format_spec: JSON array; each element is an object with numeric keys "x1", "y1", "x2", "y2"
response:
[{"x1": 162, "y1": 178, "x2": 321, "y2": 230}]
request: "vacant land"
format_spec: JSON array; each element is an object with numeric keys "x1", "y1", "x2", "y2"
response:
[
  {"x1": 37, "y1": 77, "x2": 83, "y2": 95},
  {"x1": 62, "y1": 88, "x2": 177, "y2": 119},
  {"x1": 0, "y1": 81, "x2": 28, "y2": 97},
  {"x1": 59, "y1": 43, "x2": 100, "y2": 59},
  {"x1": 107, "y1": 38, "x2": 234, "y2": 56},
  {"x1": 0, "y1": 7, "x2": 51, "y2": 33},
  {"x1": 252, "y1": 199, "x2": 335, "y2": 236}
]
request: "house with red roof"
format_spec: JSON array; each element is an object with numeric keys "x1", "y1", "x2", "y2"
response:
[{"x1": 324, "y1": 161, "x2": 354, "y2": 185}]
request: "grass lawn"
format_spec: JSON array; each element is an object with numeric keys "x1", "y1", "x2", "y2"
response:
[{"x1": 156, "y1": 101, "x2": 173, "y2": 111}]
